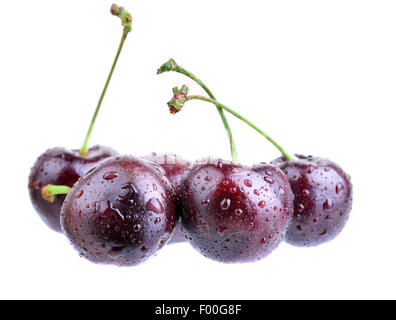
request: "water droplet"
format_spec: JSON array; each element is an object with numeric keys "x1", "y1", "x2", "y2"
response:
[
  {"x1": 265, "y1": 170, "x2": 273, "y2": 176},
  {"x1": 258, "y1": 201, "x2": 266, "y2": 208},
  {"x1": 75, "y1": 190, "x2": 83, "y2": 198},
  {"x1": 264, "y1": 177, "x2": 274, "y2": 184},
  {"x1": 253, "y1": 189, "x2": 260, "y2": 196},
  {"x1": 122, "y1": 183, "x2": 136, "y2": 192},
  {"x1": 154, "y1": 217, "x2": 161, "y2": 224},
  {"x1": 201, "y1": 199, "x2": 210, "y2": 206},
  {"x1": 222, "y1": 179, "x2": 230, "y2": 186},
  {"x1": 220, "y1": 198, "x2": 231, "y2": 210},
  {"x1": 133, "y1": 224, "x2": 141, "y2": 232},
  {"x1": 104, "y1": 201, "x2": 124, "y2": 220},
  {"x1": 279, "y1": 186, "x2": 286, "y2": 194},
  {"x1": 297, "y1": 203, "x2": 305, "y2": 212},
  {"x1": 336, "y1": 182, "x2": 344, "y2": 194},
  {"x1": 319, "y1": 230, "x2": 327, "y2": 236},
  {"x1": 103, "y1": 171, "x2": 118, "y2": 180},
  {"x1": 234, "y1": 208, "x2": 243, "y2": 216},
  {"x1": 244, "y1": 179, "x2": 252, "y2": 187},
  {"x1": 230, "y1": 187, "x2": 237, "y2": 194},
  {"x1": 313, "y1": 218, "x2": 318, "y2": 223},
  {"x1": 302, "y1": 189, "x2": 310, "y2": 196},
  {"x1": 323, "y1": 199, "x2": 334, "y2": 210},
  {"x1": 261, "y1": 238, "x2": 267, "y2": 244},
  {"x1": 204, "y1": 176, "x2": 211, "y2": 182},
  {"x1": 146, "y1": 198, "x2": 164, "y2": 214}
]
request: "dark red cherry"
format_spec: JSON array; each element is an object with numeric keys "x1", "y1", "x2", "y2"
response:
[
  {"x1": 28, "y1": 145, "x2": 117, "y2": 232},
  {"x1": 272, "y1": 154, "x2": 353, "y2": 247},
  {"x1": 143, "y1": 153, "x2": 191, "y2": 192},
  {"x1": 60, "y1": 155, "x2": 177, "y2": 266},
  {"x1": 178, "y1": 158, "x2": 294, "y2": 263},
  {"x1": 143, "y1": 152, "x2": 191, "y2": 243}
]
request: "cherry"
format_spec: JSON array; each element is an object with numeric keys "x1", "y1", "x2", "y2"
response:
[
  {"x1": 28, "y1": 5, "x2": 132, "y2": 232},
  {"x1": 164, "y1": 80, "x2": 353, "y2": 252},
  {"x1": 60, "y1": 155, "x2": 177, "y2": 266},
  {"x1": 178, "y1": 159, "x2": 293, "y2": 263},
  {"x1": 28, "y1": 146, "x2": 117, "y2": 231},
  {"x1": 272, "y1": 155, "x2": 352, "y2": 247},
  {"x1": 143, "y1": 152, "x2": 191, "y2": 243}
]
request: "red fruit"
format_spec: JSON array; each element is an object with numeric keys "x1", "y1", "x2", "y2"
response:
[
  {"x1": 272, "y1": 154, "x2": 353, "y2": 247},
  {"x1": 60, "y1": 155, "x2": 177, "y2": 266},
  {"x1": 28, "y1": 145, "x2": 117, "y2": 231},
  {"x1": 178, "y1": 158, "x2": 294, "y2": 263}
]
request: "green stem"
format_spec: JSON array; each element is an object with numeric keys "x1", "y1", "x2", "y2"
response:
[
  {"x1": 41, "y1": 184, "x2": 71, "y2": 203},
  {"x1": 80, "y1": 31, "x2": 128, "y2": 155},
  {"x1": 186, "y1": 95, "x2": 294, "y2": 161},
  {"x1": 80, "y1": 5, "x2": 132, "y2": 156},
  {"x1": 158, "y1": 60, "x2": 238, "y2": 162}
]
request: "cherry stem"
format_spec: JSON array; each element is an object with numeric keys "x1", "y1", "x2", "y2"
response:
[
  {"x1": 80, "y1": 4, "x2": 132, "y2": 156},
  {"x1": 41, "y1": 184, "x2": 71, "y2": 203},
  {"x1": 167, "y1": 87, "x2": 294, "y2": 160},
  {"x1": 158, "y1": 59, "x2": 238, "y2": 162}
]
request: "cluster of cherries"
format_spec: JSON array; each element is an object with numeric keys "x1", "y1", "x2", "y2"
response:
[{"x1": 28, "y1": 5, "x2": 353, "y2": 266}]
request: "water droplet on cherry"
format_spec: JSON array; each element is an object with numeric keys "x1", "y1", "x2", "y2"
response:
[
  {"x1": 146, "y1": 198, "x2": 164, "y2": 214},
  {"x1": 264, "y1": 177, "x2": 274, "y2": 184},
  {"x1": 258, "y1": 201, "x2": 266, "y2": 208},
  {"x1": 323, "y1": 199, "x2": 334, "y2": 210},
  {"x1": 244, "y1": 179, "x2": 252, "y2": 187},
  {"x1": 220, "y1": 198, "x2": 231, "y2": 211},
  {"x1": 336, "y1": 182, "x2": 344, "y2": 194},
  {"x1": 75, "y1": 190, "x2": 84, "y2": 198},
  {"x1": 103, "y1": 171, "x2": 118, "y2": 180}
]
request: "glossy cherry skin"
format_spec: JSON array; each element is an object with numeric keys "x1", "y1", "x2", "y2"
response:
[
  {"x1": 60, "y1": 155, "x2": 177, "y2": 266},
  {"x1": 272, "y1": 155, "x2": 353, "y2": 247},
  {"x1": 28, "y1": 145, "x2": 117, "y2": 232},
  {"x1": 178, "y1": 159, "x2": 294, "y2": 263},
  {"x1": 143, "y1": 152, "x2": 191, "y2": 243}
]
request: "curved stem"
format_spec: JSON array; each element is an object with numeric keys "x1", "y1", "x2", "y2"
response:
[
  {"x1": 41, "y1": 185, "x2": 70, "y2": 203},
  {"x1": 80, "y1": 30, "x2": 128, "y2": 155},
  {"x1": 176, "y1": 66, "x2": 238, "y2": 162},
  {"x1": 158, "y1": 60, "x2": 238, "y2": 162},
  {"x1": 186, "y1": 95, "x2": 294, "y2": 160}
]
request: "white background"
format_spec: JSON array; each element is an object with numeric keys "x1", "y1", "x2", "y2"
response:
[{"x1": 0, "y1": 0, "x2": 395, "y2": 299}]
